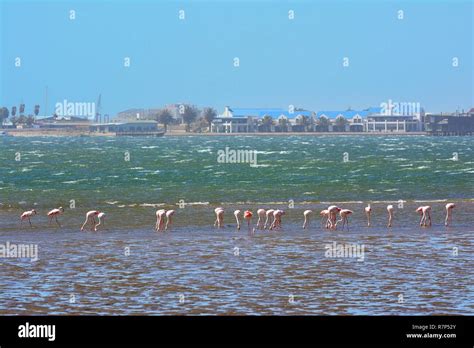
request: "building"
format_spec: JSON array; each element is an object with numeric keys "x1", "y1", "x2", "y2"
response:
[
  {"x1": 316, "y1": 108, "x2": 379, "y2": 132},
  {"x1": 317, "y1": 106, "x2": 424, "y2": 132},
  {"x1": 425, "y1": 109, "x2": 474, "y2": 135},
  {"x1": 210, "y1": 106, "x2": 314, "y2": 133},
  {"x1": 89, "y1": 120, "x2": 161, "y2": 135}
]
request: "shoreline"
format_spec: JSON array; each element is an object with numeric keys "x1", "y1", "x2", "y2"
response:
[{"x1": 3, "y1": 129, "x2": 432, "y2": 137}]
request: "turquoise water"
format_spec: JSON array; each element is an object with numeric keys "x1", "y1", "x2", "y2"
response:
[{"x1": 0, "y1": 135, "x2": 473, "y2": 315}]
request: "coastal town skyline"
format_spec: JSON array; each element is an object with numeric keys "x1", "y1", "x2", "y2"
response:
[{"x1": 1, "y1": 0, "x2": 472, "y2": 116}]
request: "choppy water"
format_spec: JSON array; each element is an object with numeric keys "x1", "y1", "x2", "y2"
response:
[{"x1": 0, "y1": 135, "x2": 473, "y2": 314}]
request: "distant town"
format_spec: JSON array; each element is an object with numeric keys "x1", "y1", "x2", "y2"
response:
[{"x1": 1, "y1": 101, "x2": 473, "y2": 136}]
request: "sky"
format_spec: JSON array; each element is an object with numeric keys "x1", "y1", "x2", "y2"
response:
[{"x1": 1, "y1": 0, "x2": 473, "y2": 117}]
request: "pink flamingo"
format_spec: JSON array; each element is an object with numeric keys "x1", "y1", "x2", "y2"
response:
[
  {"x1": 81, "y1": 210, "x2": 102, "y2": 231},
  {"x1": 327, "y1": 205, "x2": 341, "y2": 230},
  {"x1": 96, "y1": 212, "x2": 106, "y2": 230},
  {"x1": 416, "y1": 206, "x2": 432, "y2": 227},
  {"x1": 264, "y1": 209, "x2": 275, "y2": 229},
  {"x1": 320, "y1": 209, "x2": 330, "y2": 228},
  {"x1": 20, "y1": 209, "x2": 37, "y2": 227},
  {"x1": 155, "y1": 209, "x2": 166, "y2": 231},
  {"x1": 303, "y1": 210, "x2": 313, "y2": 229},
  {"x1": 244, "y1": 210, "x2": 253, "y2": 231},
  {"x1": 165, "y1": 210, "x2": 175, "y2": 230},
  {"x1": 234, "y1": 210, "x2": 241, "y2": 230},
  {"x1": 336, "y1": 209, "x2": 353, "y2": 230},
  {"x1": 270, "y1": 209, "x2": 285, "y2": 230},
  {"x1": 214, "y1": 207, "x2": 224, "y2": 228},
  {"x1": 48, "y1": 207, "x2": 64, "y2": 227},
  {"x1": 365, "y1": 204, "x2": 372, "y2": 227},
  {"x1": 387, "y1": 205, "x2": 394, "y2": 227},
  {"x1": 445, "y1": 203, "x2": 455, "y2": 226},
  {"x1": 256, "y1": 209, "x2": 266, "y2": 229}
]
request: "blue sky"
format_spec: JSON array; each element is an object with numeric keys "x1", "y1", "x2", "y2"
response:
[{"x1": 1, "y1": 0, "x2": 472, "y2": 116}]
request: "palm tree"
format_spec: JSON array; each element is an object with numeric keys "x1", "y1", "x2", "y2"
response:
[
  {"x1": 181, "y1": 105, "x2": 199, "y2": 132},
  {"x1": 19, "y1": 104, "x2": 25, "y2": 115},
  {"x1": 11, "y1": 106, "x2": 17, "y2": 118},
  {"x1": 317, "y1": 115, "x2": 330, "y2": 132},
  {"x1": 278, "y1": 116, "x2": 289, "y2": 132},
  {"x1": 156, "y1": 109, "x2": 173, "y2": 132},
  {"x1": 201, "y1": 107, "x2": 217, "y2": 131},
  {"x1": 34, "y1": 105, "x2": 40, "y2": 116},
  {"x1": 261, "y1": 115, "x2": 273, "y2": 132},
  {"x1": 0, "y1": 107, "x2": 9, "y2": 127},
  {"x1": 335, "y1": 115, "x2": 349, "y2": 131}
]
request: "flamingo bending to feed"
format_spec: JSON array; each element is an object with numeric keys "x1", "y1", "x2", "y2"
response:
[
  {"x1": 387, "y1": 205, "x2": 394, "y2": 227},
  {"x1": 20, "y1": 209, "x2": 37, "y2": 227},
  {"x1": 48, "y1": 207, "x2": 65, "y2": 227},
  {"x1": 327, "y1": 205, "x2": 341, "y2": 230},
  {"x1": 155, "y1": 209, "x2": 166, "y2": 231},
  {"x1": 365, "y1": 204, "x2": 372, "y2": 227},
  {"x1": 416, "y1": 206, "x2": 432, "y2": 227},
  {"x1": 336, "y1": 209, "x2": 353, "y2": 230},
  {"x1": 320, "y1": 209, "x2": 330, "y2": 228},
  {"x1": 303, "y1": 210, "x2": 313, "y2": 229},
  {"x1": 264, "y1": 209, "x2": 275, "y2": 229},
  {"x1": 81, "y1": 210, "x2": 103, "y2": 231},
  {"x1": 234, "y1": 210, "x2": 241, "y2": 230},
  {"x1": 270, "y1": 209, "x2": 285, "y2": 230},
  {"x1": 165, "y1": 210, "x2": 175, "y2": 230},
  {"x1": 214, "y1": 207, "x2": 224, "y2": 228},
  {"x1": 256, "y1": 209, "x2": 266, "y2": 229},
  {"x1": 445, "y1": 203, "x2": 455, "y2": 226}
]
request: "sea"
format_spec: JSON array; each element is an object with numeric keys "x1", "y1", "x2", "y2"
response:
[{"x1": 0, "y1": 135, "x2": 473, "y2": 314}]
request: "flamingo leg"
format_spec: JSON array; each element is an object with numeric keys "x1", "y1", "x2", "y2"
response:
[
  {"x1": 55, "y1": 216, "x2": 61, "y2": 227},
  {"x1": 28, "y1": 217, "x2": 32, "y2": 227}
]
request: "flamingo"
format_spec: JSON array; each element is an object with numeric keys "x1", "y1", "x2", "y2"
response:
[
  {"x1": 81, "y1": 210, "x2": 102, "y2": 231},
  {"x1": 327, "y1": 205, "x2": 341, "y2": 230},
  {"x1": 234, "y1": 210, "x2": 241, "y2": 230},
  {"x1": 336, "y1": 209, "x2": 353, "y2": 230},
  {"x1": 244, "y1": 210, "x2": 253, "y2": 231},
  {"x1": 165, "y1": 210, "x2": 175, "y2": 230},
  {"x1": 320, "y1": 209, "x2": 330, "y2": 228},
  {"x1": 416, "y1": 206, "x2": 432, "y2": 227},
  {"x1": 155, "y1": 209, "x2": 166, "y2": 231},
  {"x1": 256, "y1": 209, "x2": 266, "y2": 229},
  {"x1": 303, "y1": 210, "x2": 313, "y2": 229},
  {"x1": 214, "y1": 207, "x2": 224, "y2": 228},
  {"x1": 445, "y1": 203, "x2": 455, "y2": 226},
  {"x1": 264, "y1": 209, "x2": 275, "y2": 229},
  {"x1": 48, "y1": 207, "x2": 64, "y2": 227},
  {"x1": 387, "y1": 205, "x2": 394, "y2": 227},
  {"x1": 95, "y1": 212, "x2": 106, "y2": 230},
  {"x1": 270, "y1": 209, "x2": 285, "y2": 230},
  {"x1": 20, "y1": 209, "x2": 37, "y2": 227},
  {"x1": 365, "y1": 204, "x2": 372, "y2": 227}
]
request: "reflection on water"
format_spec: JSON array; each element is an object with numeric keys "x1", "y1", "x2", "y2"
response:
[{"x1": 0, "y1": 204, "x2": 473, "y2": 315}]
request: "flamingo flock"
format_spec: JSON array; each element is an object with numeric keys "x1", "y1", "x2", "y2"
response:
[{"x1": 18, "y1": 202, "x2": 459, "y2": 231}]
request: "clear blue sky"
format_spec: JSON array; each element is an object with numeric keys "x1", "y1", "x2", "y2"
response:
[{"x1": 1, "y1": 0, "x2": 473, "y2": 116}]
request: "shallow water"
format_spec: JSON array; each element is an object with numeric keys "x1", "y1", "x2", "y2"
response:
[{"x1": 0, "y1": 135, "x2": 473, "y2": 315}]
